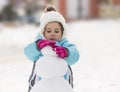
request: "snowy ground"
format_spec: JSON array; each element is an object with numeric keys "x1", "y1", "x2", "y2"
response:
[{"x1": 0, "y1": 19, "x2": 120, "y2": 92}]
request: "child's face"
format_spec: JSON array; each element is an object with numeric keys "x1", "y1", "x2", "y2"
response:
[{"x1": 44, "y1": 22, "x2": 62, "y2": 41}]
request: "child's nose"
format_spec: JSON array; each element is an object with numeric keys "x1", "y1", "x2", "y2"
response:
[{"x1": 50, "y1": 32, "x2": 55, "y2": 37}]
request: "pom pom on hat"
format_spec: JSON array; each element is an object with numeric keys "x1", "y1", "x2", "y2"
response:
[
  {"x1": 44, "y1": 5, "x2": 56, "y2": 12},
  {"x1": 39, "y1": 5, "x2": 66, "y2": 39}
]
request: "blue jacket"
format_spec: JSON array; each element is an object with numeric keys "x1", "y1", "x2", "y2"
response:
[{"x1": 24, "y1": 33, "x2": 80, "y2": 65}]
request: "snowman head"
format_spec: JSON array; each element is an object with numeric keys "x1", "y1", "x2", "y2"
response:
[{"x1": 35, "y1": 46, "x2": 68, "y2": 79}]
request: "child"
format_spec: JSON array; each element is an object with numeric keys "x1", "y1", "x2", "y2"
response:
[{"x1": 24, "y1": 5, "x2": 79, "y2": 92}]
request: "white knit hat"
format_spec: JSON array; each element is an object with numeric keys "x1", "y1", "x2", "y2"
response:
[{"x1": 39, "y1": 10, "x2": 66, "y2": 39}]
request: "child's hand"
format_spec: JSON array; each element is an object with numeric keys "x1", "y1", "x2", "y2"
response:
[
  {"x1": 49, "y1": 41, "x2": 56, "y2": 47},
  {"x1": 53, "y1": 46, "x2": 68, "y2": 58},
  {"x1": 36, "y1": 40, "x2": 50, "y2": 49}
]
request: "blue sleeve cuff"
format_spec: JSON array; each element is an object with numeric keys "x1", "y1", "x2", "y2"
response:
[
  {"x1": 64, "y1": 47, "x2": 80, "y2": 65},
  {"x1": 24, "y1": 42, "x2": 42, "y2": 62}
]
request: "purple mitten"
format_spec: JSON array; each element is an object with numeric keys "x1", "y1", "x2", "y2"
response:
[
  {"x1": 36, "y1": 40, "x2": 50, "y2": 49},
  {"x1": 53, "y1": 46, "x2": 68, "y2": 58}
]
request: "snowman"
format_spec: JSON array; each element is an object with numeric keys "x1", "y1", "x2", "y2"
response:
[{"x1": 30, "y1": 46, "x2": 74, "y2": 92}]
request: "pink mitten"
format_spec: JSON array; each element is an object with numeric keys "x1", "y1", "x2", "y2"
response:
[
  {"x1": 36, "y1": 40, "x2": 50, "y2": 49},
  {"x1": 53, "y1": 46, "x2": 68, "y2": 58},
  {"x1": 49, "y1": 41, "x2": 56, "y2": 47}
]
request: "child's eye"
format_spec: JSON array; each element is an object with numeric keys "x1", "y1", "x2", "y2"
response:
[
  {"x1": 46, "y1": 30, "x2": 51, "y2": 33},
  {"x1": 55, "y1": 30, "x2": 59, "y2": 33}
]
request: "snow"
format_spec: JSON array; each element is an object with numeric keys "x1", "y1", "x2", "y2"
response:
[
  {"x1": 0, "y1": 19, "x2": 120, "y2": 92},
  {"x1": 31, "y1": 46, "x2": 73, "y2": 92}
]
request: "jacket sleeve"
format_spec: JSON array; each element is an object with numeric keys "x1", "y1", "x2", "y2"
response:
[
  {"x1": 62, "y1": 41, "x2": 80, "y2": 65},
  {"x1": 24, "y1": 42, "x2": 42, "y2": 62},
  {"x1": 24, "y1": 33, "x2": 43, "y2": 62}
]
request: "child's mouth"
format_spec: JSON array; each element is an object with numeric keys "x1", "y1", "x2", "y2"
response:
[{"x1": 50, "y1": 38, "x2": 55, "y2": 41}]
